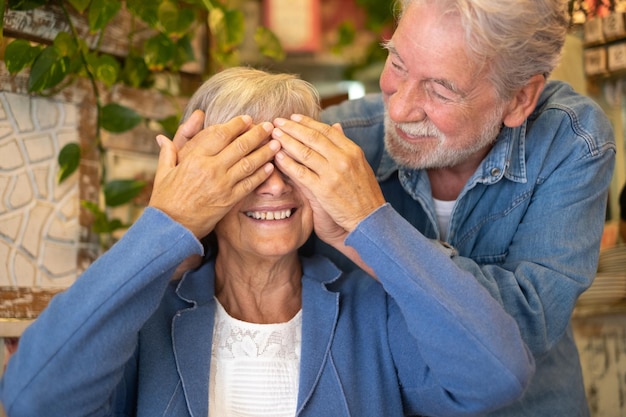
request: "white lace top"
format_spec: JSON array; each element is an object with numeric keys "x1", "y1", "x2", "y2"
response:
[{"x1": 209, "y1": 298, "x2": 302, "y2": 417}]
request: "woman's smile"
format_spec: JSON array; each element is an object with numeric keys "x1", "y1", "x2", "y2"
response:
[{"x1": 245, "y1": 208, "x2": 294, "y2": 220}]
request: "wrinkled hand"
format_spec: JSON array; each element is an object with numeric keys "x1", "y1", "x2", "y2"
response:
[
  {"x1": 172, "y1": 109, "x2": 206, "y2": 153},
  {"x1": 290, "y1": 167, "x2": 347, "y2": 246},
  {"x1": 149, "y1": 115, "x2": 280, "y2": 239},
  {"x1": 271, "y1": 114, "x2": 385, "y2": 238}
]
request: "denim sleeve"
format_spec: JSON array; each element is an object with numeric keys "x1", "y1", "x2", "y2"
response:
[
  {"x1": 0, "y1": 208, "x2": 202, "y2": 417},
  {"x1": 346, "y1": 204, "x2": 535, "y2": 415},
  {"x1": 470, "y1": 139, "x2": 615, "y2": 354}
]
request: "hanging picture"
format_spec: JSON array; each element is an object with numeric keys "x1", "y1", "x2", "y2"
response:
[{"x1": 263, "y1": 0, "x2": 321, "y2": 52}]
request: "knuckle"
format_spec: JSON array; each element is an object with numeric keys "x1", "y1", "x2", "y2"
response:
[
  {"x1": 318, "y1": 124, "x2": 335, "y2": 138},
  {"x1": 293, "y1": 164, "x2": 308, "y2": 180},
  {"x1": 235, "y1": 136, "x2": 252, "y2": 155},
  {"x1": 209, "y1": 125, "x2": 228, "y2": 143},
  {"x1": 239, "y1": 157, "x2": 255, "y2": 175},
  {"x1": 184, "y1": 157, "x2": 202, "y2": 173},
  {"x1": 239, "y1": 176, "x2": 256, "y2": 194},
  {"x1": 300, "y1": 145, "x2": 315, "y2": 163},
  {"x1": 335, "y1": 158, "x2": 352, "y2": 173}
]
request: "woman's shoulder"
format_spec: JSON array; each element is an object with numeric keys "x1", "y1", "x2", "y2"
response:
[{"x1": 301, "y1": 255, "x2": 386, "y2": 302}]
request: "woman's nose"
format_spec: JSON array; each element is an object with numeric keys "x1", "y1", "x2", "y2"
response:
[{"x1": 256, "y1": 169, "x2": 291, "y2": 196}]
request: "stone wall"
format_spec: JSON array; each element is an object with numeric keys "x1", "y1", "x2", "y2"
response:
[{"x1": 0, "y1": 92, "x2": 81, "y2": 289}]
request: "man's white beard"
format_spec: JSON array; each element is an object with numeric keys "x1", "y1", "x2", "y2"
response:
[{"x1": 383, "y1": 111, "x2": 503, "y2": 170}]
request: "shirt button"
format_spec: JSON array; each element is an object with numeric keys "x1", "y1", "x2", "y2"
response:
[{"x1": 490, "y1": 167, "x2": 501, "y2": 177}]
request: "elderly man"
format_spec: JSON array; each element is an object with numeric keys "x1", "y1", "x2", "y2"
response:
[{"x1": 270, "y1": 0, "x2": 615, "y2": 416}]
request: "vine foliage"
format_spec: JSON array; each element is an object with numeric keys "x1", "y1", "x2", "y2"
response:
[{"x1": 1, "y1": 0, "x2": 284, "y2": 249}]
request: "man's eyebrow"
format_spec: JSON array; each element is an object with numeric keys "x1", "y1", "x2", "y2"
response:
[
  {"x1": 384, "y1": 39, "x2": 466, "y2": 99},
  {"x1": 382, "y1": 41, "x2": 401, "y2": 60},
  {"x1": 429, "y1": 78, "x2": 465, "y2": 97}
]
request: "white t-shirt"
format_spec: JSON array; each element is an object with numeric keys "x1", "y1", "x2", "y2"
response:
[
  {"x1": 209, "y1": 298, "x2": 302, "y2": 417},
  {"x1": 433, "y1": 197, "x2": 456, "y2": 241}
]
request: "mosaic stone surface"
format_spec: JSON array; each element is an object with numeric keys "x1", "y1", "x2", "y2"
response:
[
  {"x1": 574, "y1": 313, "x2": 626, "y2": 417},
  {"x1": 0, "y1": 92, "x2": 79, "y2": 288}
]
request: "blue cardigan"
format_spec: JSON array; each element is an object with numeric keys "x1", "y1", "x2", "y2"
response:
[{"x1": 0, "y1": 205, "x2": 533, "y2": 416}]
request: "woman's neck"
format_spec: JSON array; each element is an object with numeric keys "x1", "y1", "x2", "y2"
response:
[{"x1": 213, "y1": 252, "x2": 302, "y2": 324}]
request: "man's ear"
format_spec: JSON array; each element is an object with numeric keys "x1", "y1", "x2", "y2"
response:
[{"x1": 502, "y1": 74, "x2": 546, "y2": 128}]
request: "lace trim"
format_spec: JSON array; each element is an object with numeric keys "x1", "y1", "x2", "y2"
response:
[{"x1": 209, "y1": 297, "x2": 302, "y2": 417}]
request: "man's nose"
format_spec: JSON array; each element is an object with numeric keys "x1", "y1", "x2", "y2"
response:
[{"x1": 388, "y1": 84, "x2": 427, "y2": 123}]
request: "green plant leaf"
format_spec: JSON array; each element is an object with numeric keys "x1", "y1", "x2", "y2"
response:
[
  {"x1": 53, "y1": 31, "x2": 78, "y2": 57},
  {"x1": 4, "y1": 40, "x2": 41, "y2": 74},
  {"x1": 84, "y1": 50, "x2": 99, "y2": 73},
  {"x1": 172, "y1": 34, "x2": 196, "y2": 70},
  {"x1": 126, "y1": 0, "x2": 159, "y2": 28},
  {"x1": 200, "y1": 0, "x2": 218, "y2": 10},
  {"x1": 144, "y1": 33, "x2": 176, "y2": 70},
  {"x1": 332, "y1": 22, "x2": 356, "y2": 53},
  {"x1": 104, "y1": 179, "x2": 147, "y2": 207},
  {"x1": 356, "y1": 0, "x2": 394, "y2": 31},
  {"x1": 100, "y1": 103, "x2": 143, "y2": 133},
  {"x1": 88, "y1": 0, "x2": 122, "y2": 32},
  {"x1": 28, "y1": 46, "x2": 70, "y2": 92},
  {"x1": 8, "y1": 0, "x2": 47, "y2": 11},
  {"x1": 67, "y1": 0, "x2": 91, "y2": 14},
  {"x1": 103, "y1": 218, "x2": 127, "y2": 233},
  {"x1": 95, "y1": 54, "x2": 121, "y2": 87},
  {"x1": 223, "y1": 9, "x2": 245, "y2": 47},
  {"x1": 158, "y1": 1, "x2": 195, "y2": 36},
  {"x1": 208, "y1": 7, "x2": 225, "y2": 40},
  {"x1": 211, "y1": 8, "x2": 244, "y2": 49},
  {"x1": 158, "y1": 114, "x2": 180, "y2": 138},
  {"x1": 63, "y1": 37, "x2": 88, "y2": 75},
  {"x1": 121, "y1": 54, "x2": 150, "y2": 88},
  {"x1": 57, "y1": 142, "x2": 81, "y2": 183},
  {"x1": 210, "y1": 43, "x2": 239, "y2": 68},
  {"x1": 81, "y1": 200, "x2": 128, "y2": 234},
  {"x1": 81, "y1": 200, "x2": 108, "y2": 232},
  {"x1": 254, "y1": 27, "x2": 285, "y2": 61}
]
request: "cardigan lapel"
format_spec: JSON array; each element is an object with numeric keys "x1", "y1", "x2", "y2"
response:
[
  {"x1": 296, "y1": 257, "x2": 342, "y2": 414},
  {"x1": 171, "y1": 264, "x2": 217, "y2": 417}
]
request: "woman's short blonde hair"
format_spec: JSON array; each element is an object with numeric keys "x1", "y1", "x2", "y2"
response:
[{"x1": 181, "y1": 67, "x2": 321, "y2": 127}]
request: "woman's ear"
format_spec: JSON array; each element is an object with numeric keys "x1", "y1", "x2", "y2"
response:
[{"x1": 502, "y1": 74, "x2": 546, "y2": 128}]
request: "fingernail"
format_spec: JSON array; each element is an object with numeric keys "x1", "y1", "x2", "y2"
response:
[
  {"x1": 155, "y1": 135, "x2": 166, "y2": 147},
  {"x1": 264, "y1": 162, "x2": 274, "y2": 173},
  {"x1": 291, "y1": 114, "x2": 303, "y2": 122},
  {"x1": 261, "y1": 122, "x2": 273, "y2": 133},
  {"x1": 275, "y1": 151, "x2": 284, "y2": 160},
  {"x1": 274, "y1": 118, "x2": 286, "y2": 126},
  {"x1": 241, "y1": 115, "x2": 252, "y2": 124},
  {"x1": 269, "y1": 140, "x2": 281, "y2": 151},
  {"x1": 272, "y1": 128, "x2": 282, "y2": 138}
]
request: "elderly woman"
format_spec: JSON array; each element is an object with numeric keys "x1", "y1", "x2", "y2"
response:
[{"x1": 0, "y1": 67, "x2": 533, "y2": 417}]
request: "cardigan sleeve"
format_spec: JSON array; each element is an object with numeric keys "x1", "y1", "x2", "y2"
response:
[{"x1": 0, "y1": 208, "x2": 202, "y2": 417}]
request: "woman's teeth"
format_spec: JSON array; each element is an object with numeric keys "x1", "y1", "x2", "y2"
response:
[{"x1": 246, "y1": 209, "x2": 292, "y2": 220}]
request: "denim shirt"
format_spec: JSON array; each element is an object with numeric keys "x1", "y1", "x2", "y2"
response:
[{"x1": 320, "y1": 80, "x2": 616, "y2": 416}]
